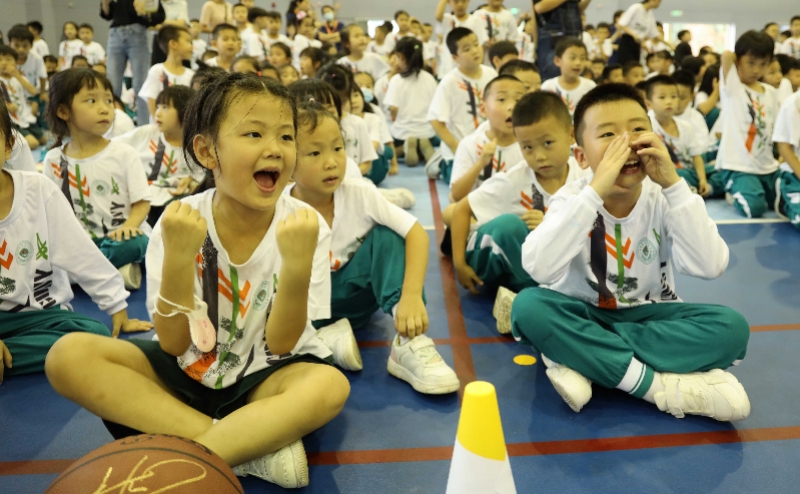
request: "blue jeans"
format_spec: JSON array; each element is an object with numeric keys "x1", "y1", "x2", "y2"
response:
[
  {"x1": 106, "y1": 24, "x2": 150, "y2": 126},
  {"x1": 535, "y1": 1, "x2": 582, "y2": 81}
]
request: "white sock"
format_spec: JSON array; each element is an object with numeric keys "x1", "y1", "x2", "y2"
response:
[
  {"x1": 641, "y1": 372, "x2": 665, "y2": 404},
  {"x1": 212, "y1": 418, "x2": 219, "y2": 425},
  {"x1": 397, "y1": 335, "x2": 411, "y2": 345},
  {"x1": 391, "y1": 304, "x2": 398, "y2": 319}
]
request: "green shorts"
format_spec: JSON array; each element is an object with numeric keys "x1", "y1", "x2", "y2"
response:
[
  {"x1": 19, "y1": 124, "x2": 44, "y2": 141},
  {"x1": 128, "y1": 339, "x2": 331, "y2": 419}
]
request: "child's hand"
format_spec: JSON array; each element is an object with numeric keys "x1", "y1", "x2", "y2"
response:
[
  {"x1": 698, "y1": 179, "x2": 710, "y2": 197},
  {"x1": 108, "y1": 225, "x2": 143, "y2": 242},
  {"x1": 480, "y1": 138, "x2": 498, "y2": 165},
  {"x1": 455, "y1": 262, "x2": 483, "y2": 294},
  {"x1": 632, "y1": 132, "x2": 680, "y2": 189},
  {"x1": 169, "y1": 177, "x2": 194, "y2": 197},
  {"x1": 276, "y1": 208, "x2": 319, "y2": 266},
  {"x1": 160, "y1": 201, "x2": 208, "y2": 261},
  {"x1": 6, "y1": 102, "x2": 18, "y2": 114},
  {"x1": 0, "y1": 339, "x2": 12, "y2": 385},
  {"x1": 111, "y1": 310, "x2": 154, "y2": 338},
  {"x1": 590, "y1": 133, "x2": 632, "y2": 199},
  {"x1": 395, "y1": 295, "x2": 429, "y2": 339},
  {"x1": 521, "y1": 209, "x2": 544, "y2": 230},
  {"x1": 388, "y1": 157, "x2": 399, "y2": 176}
]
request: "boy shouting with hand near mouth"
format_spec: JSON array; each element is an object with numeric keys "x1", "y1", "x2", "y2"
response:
[{"x1": 511, "y1": 84, "x2": 751, "y2": 422}]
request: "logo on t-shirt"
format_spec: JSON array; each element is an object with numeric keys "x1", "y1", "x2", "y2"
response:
[
  {"x1": 636, "y1": 237, "x2": 657, "y2": 265},
  {"x1": 15, "y1": 241, "x2": 33, "y2": 266}
]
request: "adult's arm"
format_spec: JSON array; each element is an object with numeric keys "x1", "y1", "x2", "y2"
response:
[
  {"x1": 100, "y1": 0, "x2": 114, "y2": 19},
  {"x1": 533, "y1": 0, "x2": 570, "y2": 15}
]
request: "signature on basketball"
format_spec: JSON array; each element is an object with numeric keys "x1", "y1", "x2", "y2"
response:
[{"x1": 91, "y1": 455, "x2": 207, "y2": 494}]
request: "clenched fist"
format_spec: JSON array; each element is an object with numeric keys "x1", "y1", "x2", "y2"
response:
[
  {"x1": 277, "y1": 209, "x2": 320, "y2": 265},
  {"x1": 160, "y1": 201, "x2": 208, "y2": 260}
]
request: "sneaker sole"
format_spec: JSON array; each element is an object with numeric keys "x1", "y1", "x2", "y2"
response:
[
  {"x1": 317, "y1": 326, "x2": 363, "y2": 372},
  {"x1": 546, "y1": 369, "x2": 591, "y2": 413},
  {"x1": 386, "y1": 357, "x2": 460, "y2": 394},
  {"x1": 286, "y1": 440, "x2": 309, "y2": 488},
  {"x1": 720, "y1": 372, "x2": 751, "y2": 422},
  {"x1": 492, "y1": 287, "x2": 515, "y2": 335}
]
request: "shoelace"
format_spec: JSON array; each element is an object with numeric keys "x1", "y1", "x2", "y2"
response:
[
  {"x1": 415, "y1": 344, "x2": 443, "y2": 365},
  {"x1": 666, "y1": 377, "x2": 711, "y2": 418}
]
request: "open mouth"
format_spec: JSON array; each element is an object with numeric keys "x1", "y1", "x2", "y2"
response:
[
  {"x1": 322, "y1": 175, "x2": 339, "y2": 186},
  {"x1": 254, "y1": 168, "x2": 280, "y2": 192},
  {"x1": 621, "y1": 157, "x2": 643, "y2": 175}
]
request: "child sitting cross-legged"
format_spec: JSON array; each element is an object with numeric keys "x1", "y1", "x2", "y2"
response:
[
  {"x1": 450, "y1": 91, "x2": 591, "y2": 335},
  {"x1": 511, "y1": 83, "x2": 751, "y2": 421},
  {"x1": 289, "y1": 101, "x2": 460, "y2": 394}
]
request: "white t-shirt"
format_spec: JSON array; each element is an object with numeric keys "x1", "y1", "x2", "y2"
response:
[
  {"x1": 367, "y1": 40, "x2": 393, "y2": 58},
  {"x1": 345, "y1": 157, "x2": 363, "y2": 179},
  {"x1": 674, "y1": 107, "x2": 710, "y2": 153},
  {"x1": 781, "y1": 37, "x2": 800, "y2": 59},
  {"x1": 649, "y1": 112, "x2": 706, "y2": 170},
  {"x1": 323, "y1": 178, "x2": 417, "y2": 271},
  {"x1": 192, "y1": 38, "x2": 208, "y2": 69},
  {"x1": 423, "y1": 40, "x2": 437, "y2": 63},
  {"x1": 772, "y1": 91, "x2": 800, "y2": 175},
  {"x1": 205, "y1": 57, "x2": 219, "y2": 67},
  {"x1": 427, "y1": 66, "x2": 499, "y2": 159},
  {"x1": 32, "y1": 39, "x2": 50, "y2": 58},
  {"x1": 541, "y1": 77, "x2": 597, "y2": 117},
  {"x1": 245, "y1": 31, "x2": 270, "y2": 61},
  {"x1": 777, "y1": 78, "x2": 794, "y2": 107},
  {"x1": 435, "y1": 13, "x2": 490, "y2": 77},
  {"x1": 516, "y1": 33, "x2": 535, "y2": 63},
  {"x1": 144, "y1": 190, "x2": 333, "y2": 389},
  {"x1": 59, "y1": 39, "x2": 82, "y2": 69},
  {"x1": 337, "y1": 53, "x2": 390, "y2": 80},
  {"x1": 18, "y1": 52, "x2": 47, "y2": 96},
  {"x1": 114, "y1": 125, "x2": 199, "y2": 207},
  {"x1": 384, "y1": 71, "x2": 438, "y2": 140},
  {"x1": 293, "y1": 34, "x2": 322, "y2": 68},
  {"x1": 104, "y1": 109, "x2": 137, "y2": 139},
  {"x1": 340, "y1": 113, "x2": 378, "y2": 165},
  {"x1": 0, "y1": 170, "x2": 129, "y2": 315},
  {"x1": 78, "y1": 41, "x2": 106, "y2": 65},
  {"x1": 361, "y1": 111, "x2": 392, "y2": 148},
  {"x1": 619, "y1": 3, "x2": 659, "y2": 42},
  {"x1": 477, "y1": 8, "x2": 519, "y2": 44},
  {"x1": 0, "y1": 76, "x2": 35, "y2": 128},
  {"x1": 716, "y1": 66, "x2": 780, "y2": 174},
  {"x1": 139, "y1": 63, "x2": 195, "y2": 102},
  {"x1": 468, "y1": 158, "x2": 589, "y2": 228},
  {"x1": 522, "y1": 177, "x2": 729, "y2": 309},
  {"x1": 42, "y1": 141, "x2": 152, "y2": 240},
  {"x1": 450, "y1": 127, "x2": 523, "y2": 192},
  {"x1": 582, "y1": 32, "x2": 600, "y2": 60},
  {"x1": 5, "y1": 130, "x2": 37, "y2": 172}
]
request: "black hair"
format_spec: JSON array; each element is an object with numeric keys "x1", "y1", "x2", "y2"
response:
[
  {"x1": 483, "y1": 75, "x2": 523, "y2": 100},
  {"x1": 584, "y1": 24, "x2": 595, "y2": 32},
  {"x1": 270, "y1": 42, "x2": 292, "y2": 61},
  {"x1": 183, "y1": 73, "x2": 296, "y2": 190},
  {"x1": 573, "y1": 83, "x2": 648, "y2": 146},
  {"x1": 622, "y1": 61, "x2": 643, "y2": 76},
  {"x1": 512, "y1": 91, "x2": 571, "y2": 131},
  {"x1": 498, "y1": 59, "x2": 538, "y2": 76},
  {"x1": 613, "y1": 9, "x2": 624, "y2": 21},
  {"x1": 71, "y1": 55, "x2": 89, "y2": 66},
  {"x1": 555, "y1": 37, "x2": 587, "y2": 58},
  {"x1": 231, "y1": 55, "x2": 260, "y2": 73},
  {"x1": 601, "y1": 63, "x2": 623, "y2": 82},
  {"x1": 155, "y1": 85, "x2": 196, "y2": 126},
  {"x1": 0, "y1": 99, "x2": 13, "y2": 150},
  {"x1": 232, "y1": 3, "x2": 249, "y2": 10},
  {"x1": 265, "y1": 11, "x2": 282, "y2": 21},
  {"x1": 395, "y1": 36, "x2": 424, "y2": 77},
  {"x1": 645, "y1": 74, "x2": 677, "y2": 99},
  {"x1": 259, "y1": 60, "x2": 278, "y2": 72},
  {"x1": 774, "y1": 54, "x2": 793, "y2": 75},
  {"x1": 212, "y1": 23, "x2": 238, "y2": 40},
  {"x1": 287, "y1": 79, "x2": 343, "y2": 119},
  {"x1": 248, "y1": 7, "x2": 269, "y2": 23},
  {"x1": 671, "y1": 69, "x2": 696, "y2": 90},
  {"x1": 47, "y1": 68, "x2": 114, "y2": 144},
  {"x1": 8, "y1": 24, "x2": 34, "y2": 44},
  {"x1": 792, "y1": 16, "x2": 800, "y2": 24},
  {"x1": 0, "y1": 46, "x2": 17, "y2": 60},
  {"x1": 27, "y1": 21, "x2": 44, "y2": 35},
  {"x1": 645, "y1": 52, "x2": 656, "y2": 63},
  {"x1": 340, "y1": 25, "x2": 362, "y2": 56},
  {"x1": 299, "y1": 47, "x2": 329, "y2": 72},
  {"x1": 764, "y1": 22, "x2": 778, "y2": 30},
  {"x1": 782, "y1": 30, "x2": 792, "y2": 39},
  {"x1": 734, "y1": 30, "x2": 774, "y2": 61},
  {"x1": 395, "y1": 10, "x2": 409, "y2": 20},
  {"x1": 698, "y1": 63, "x2": 720, "y2": 96},
  {"x1": 157, "y1": 24, "x2": 190, "y2": 53},
  {"x1": 634, "y1": 80, "x2": 649, "y2": 93},
  {"x1": 319, "y1": 64, "x2": 353, "y2": 102},
  {"x1": 61, "y1": 21, "x2": 78, "y2": 41},
  {"x1": 596, "y1": 22, "x2": 611, "y2": 31},
  {"x1": 677, "y1": 29, "x2": 690, "y2": 40},
  {"x1": 78, "y1": 23, "x2": 94, "y2": 33},
  {"x1": 349, "y1": 80, "x2": 373, "y2": 113},
  {"x1": 653, "y1": 49, "x2": 673, "y2": 61},
  {"x1": 44, "y1": 54, "x2": 58, "y2": 65},
  {"x1": 679, "y1": 55, "x2": 704, "y2": 76},
  {"x1": 446, "y1": 27, "x2": 476, "y2": 56},
  {"x1": 353, "y1": 71, "x2": 375, "y2": 86},
  {"x1": 190, "y1": 66, "x2": 227, "y2": 89},
  {"x1": 488, "y1": 41, "x2": 518, "y2": 68}
]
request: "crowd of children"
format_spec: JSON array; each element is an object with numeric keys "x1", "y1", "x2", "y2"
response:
[{"x1": 1, "y1": 1, "x2": 800, "y2": 489}]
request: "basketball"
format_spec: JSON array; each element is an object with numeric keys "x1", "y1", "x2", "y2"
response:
[{"x1": 44, "y1": 434, "x2": 244, "y2": 494}]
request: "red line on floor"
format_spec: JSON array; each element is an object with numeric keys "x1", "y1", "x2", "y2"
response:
[
  {"x1": 429, "y1": 178, "x2": 476, "y2": 398},
  {"x1": 5, "y1": 426, "x2": 800, "y2": 474},
  {"x1": 750, "y1": 323, "x2": 800, "y2": 332}
]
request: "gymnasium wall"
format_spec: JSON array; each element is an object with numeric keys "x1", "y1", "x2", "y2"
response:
[{"x1": 7, "y1": 0, "x2": 799, "y2": 56}]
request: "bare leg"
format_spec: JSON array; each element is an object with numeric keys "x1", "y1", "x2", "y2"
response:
[{"x1": 442, "y1": 203, "x2": 456, "y2": 227}]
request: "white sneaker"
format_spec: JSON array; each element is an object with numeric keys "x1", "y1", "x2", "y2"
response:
[
  {"x1": 774, "y1": 176, "x2": 789, "y2": 220},
  {"x1": 119, "y1": 263, "x2": 141, "y2": 290},
  {"x1": 654, "y1": 369, "x2": 750, "y2": 422},
  {"x1": 316, "y1": 319, "x2": 362, "y2": 371},
  {"x1": 542, "y1": 356, "x2": 592, "y2": 413},
  {"x1": 725, "y1": 192, "x2": 735, "y2": 206},
  {"x1": 232, "y1": 439, "x2": 309, "y2": 488},
  {"x1": 380, "y1": 188, "x2": 416, "y2": 209},
  {"x1": 425, "y1": 149, "x2": 443, "y2": 179},
  {"x1": 404, "y1": 137, "x2": 419, "y2": 166},
  {"x1": 387, "y1": 334, "x2": 460, "y2": 394},
  {"x1": 492, "y1": 287, "x2": 517, "y2": 335}
]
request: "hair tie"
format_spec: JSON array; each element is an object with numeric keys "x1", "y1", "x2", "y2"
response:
[{"x1": 309, "y1": 97, "x2": 316, "y2": 102}]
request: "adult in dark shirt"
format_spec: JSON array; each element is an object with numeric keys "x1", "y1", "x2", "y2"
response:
[
  {"x1": 533, "y1": 0, "x2": 591, "y2": 81},
  {"x1": 100, "y1": 0, "x2": 165, "y2": 125},
  {"x1": 673, "y1": 30, "x2": 694, "y2": 69},
  {"x1": 316, "y1": 5, "x2": 345, "y2": 53}
]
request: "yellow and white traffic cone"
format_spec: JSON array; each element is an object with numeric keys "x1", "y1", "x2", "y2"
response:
[{"x1": 445, "y1": 381, "x2": 516, "y2": 494}]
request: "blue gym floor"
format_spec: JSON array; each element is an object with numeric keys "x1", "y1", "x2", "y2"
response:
[{"x1": 1, "y1": 164, "x2": 799, "y2": 494}]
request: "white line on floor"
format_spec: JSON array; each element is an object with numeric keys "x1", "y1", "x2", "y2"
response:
[{"x1": 715, "y1": 218, "x2": 789, "y2": 225}]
